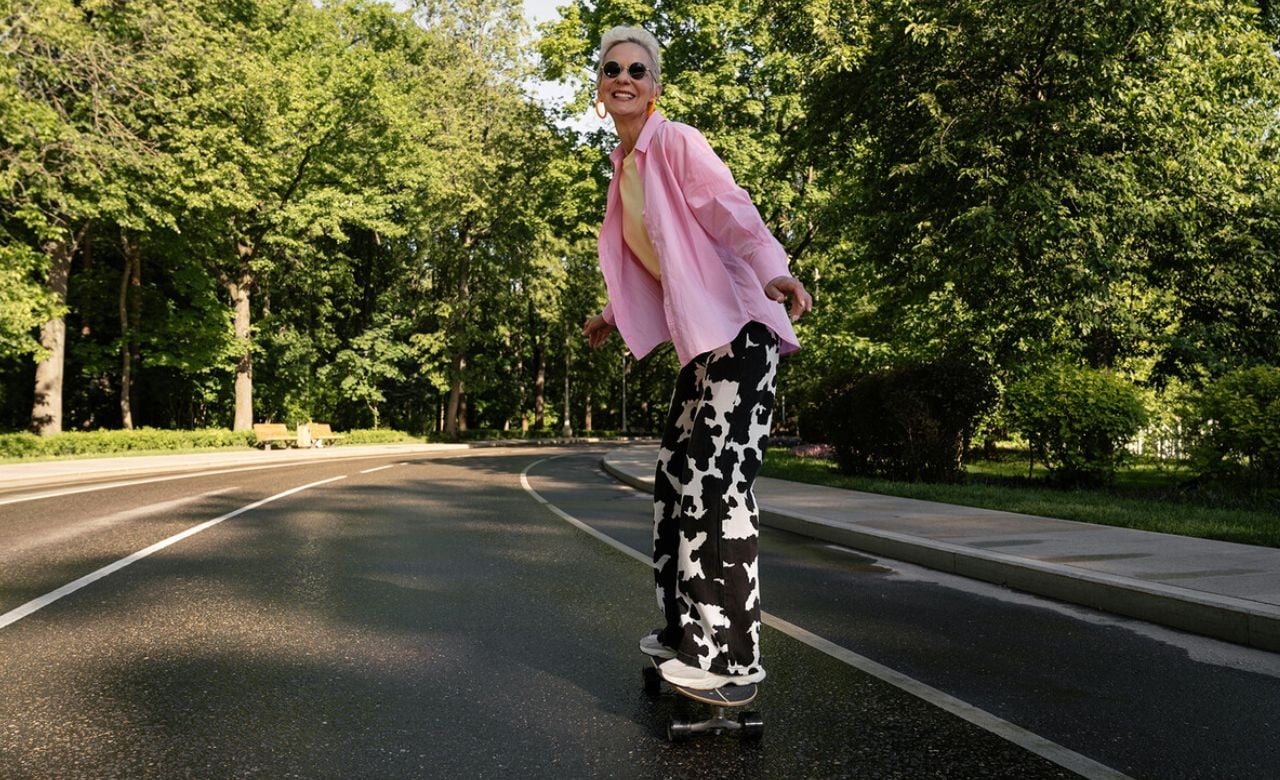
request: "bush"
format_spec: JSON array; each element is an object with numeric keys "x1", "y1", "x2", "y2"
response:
[
  {"x1": 799, "y1": 356, "x2": 997, "y2": 483},
  {"x1": 1186, "y1": 366, "x2": 1280, "y2": 486},
  {"x1": 0, "y1": 428, "x2": 255, "y2": 459},
  {"x1": 339, "y1": 428, "x2": 421, "y2": 445},
  {"x1": 1005, "y1": 365, "x2": 1148, "y2": 486}
]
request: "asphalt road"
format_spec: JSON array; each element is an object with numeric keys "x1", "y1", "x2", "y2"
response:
[{"x1": 0, "y1": 444, "x2": 1275, "y2": 778}]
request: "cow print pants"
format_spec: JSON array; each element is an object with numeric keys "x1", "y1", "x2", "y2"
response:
[{"x1": 652, "y1": 321, "x2": 778, "y2": 678}]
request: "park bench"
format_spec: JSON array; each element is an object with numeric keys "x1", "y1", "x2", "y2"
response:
[
  {"x1": 298, "y1": 422, "x2": 343, "y2": 448},
  {"x1": 253, "y1": 423, "x2": 294, "y2": 449}
]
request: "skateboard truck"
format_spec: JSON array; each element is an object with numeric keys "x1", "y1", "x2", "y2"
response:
[{"x1": 642, "y1": 659, "x2": 764, "y2": 743}]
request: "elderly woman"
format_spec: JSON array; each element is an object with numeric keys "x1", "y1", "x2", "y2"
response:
[{"x1": 583, "y1": 26, "x2": 812, "y2": 691}]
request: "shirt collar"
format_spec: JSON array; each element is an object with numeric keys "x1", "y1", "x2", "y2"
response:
[{"x1": 610, "y1": 111, "x2": 667, "y2": 167}]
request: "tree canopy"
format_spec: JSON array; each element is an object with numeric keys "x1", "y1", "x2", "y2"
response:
[{"x1": 1, "y1": 0, "x2": 1276, "y2": 443}]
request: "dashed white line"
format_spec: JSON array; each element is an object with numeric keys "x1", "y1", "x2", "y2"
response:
[
  {"x1": 0, "y1": 487, "x2": 239, "y2": 561},
  {"x1": 520, "y1": 455, "x2": 1131, "y2": 780},
  {"x1": 0, "y1": 475, "x2": 347, "y2": 631},
  {"x1": 359, "y1": 465, "x2": 398, "y2": 474}
]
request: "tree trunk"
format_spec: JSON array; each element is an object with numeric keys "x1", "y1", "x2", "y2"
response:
[
  {"x1": 445, "y1": 353, "x2": 465, "y2": 439},
  {"x1": 31, "y1": 234, "x2": 78, "y2": 436},
  {"x1": 225, "y1": 265, "x2": 254, "y2": 432},
  {"x1": 533, "y1": 345, "x2": 546, "y2": 429},
  {"x1": 119, "y1": 230, "x2": 142, "y2": 429},
  {"x1": 562, "y1": 332, "x2": 572, "y2": 437},
  {"x1": 584, "y1": 391, "x2": 592, "y2": 432}
]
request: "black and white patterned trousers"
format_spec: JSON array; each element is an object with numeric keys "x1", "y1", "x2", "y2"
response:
[{"x1": 652, "y1": 321, "x2": 778, "y2": 677}]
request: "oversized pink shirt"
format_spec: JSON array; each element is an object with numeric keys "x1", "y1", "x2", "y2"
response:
[{"x1": 598, "y1": 113, "x2": 800, "y2": 366}]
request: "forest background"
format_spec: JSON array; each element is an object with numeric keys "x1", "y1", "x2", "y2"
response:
[{"x1": 2, "y1": 0, "x2": 1278, "y2": 486}]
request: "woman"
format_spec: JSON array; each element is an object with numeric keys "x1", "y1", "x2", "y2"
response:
[{"x1": 583, "y1": 25, "x2": 812, "y2": 691}]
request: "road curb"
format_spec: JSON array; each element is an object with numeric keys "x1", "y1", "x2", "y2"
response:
[{"x1": 601, "y1": 457, "x2": 1280, "y2": 654}]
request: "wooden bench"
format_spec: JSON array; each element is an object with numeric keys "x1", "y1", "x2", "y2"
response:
[
  {"x1": 299, "y1": 422, "x2": 343, "y2": 448},
  {"x1": 253, "y1": 423, "x2": 294, "y2": 449}
]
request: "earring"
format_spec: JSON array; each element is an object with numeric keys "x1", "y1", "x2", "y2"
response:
[
  {"x1": 646, "y1": 99, "x2": 657, "y2": 116},
  {"x1": 595, "y1": 99, "x2": 608, "y2": 119}
]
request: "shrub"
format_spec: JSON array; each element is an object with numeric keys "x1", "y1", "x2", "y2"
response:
[
  {"x1": 339, "y1": 428, "x2": 421, "y2": 445},
  {"x1": 0, "y1": 428, "x2": 255, "y2": 459},
  {"x1": 1005, "y1": 365, "x2": 1148, "y2": 486},
  {"x1": 799, "y1": 356, "x2": 997, "y2": 483},
  {"x1": 1186, "y1": 366, "x2": 1280, "y2": 486}
]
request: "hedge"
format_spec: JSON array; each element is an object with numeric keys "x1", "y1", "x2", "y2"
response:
[{"x1": 0, "y1": 428, "x2": 255, "y2": 459}]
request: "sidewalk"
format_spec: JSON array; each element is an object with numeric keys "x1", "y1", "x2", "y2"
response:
[{"x1": 602, "y1": 447, "x2": 1280, "y2": 654}]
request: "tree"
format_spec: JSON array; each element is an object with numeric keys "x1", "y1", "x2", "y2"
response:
[
  {"x1": 801, "y1": 0, "x2": 1279, "y2": 384},
  {"x1": 1, "y1": 1, "x2": 146, "y2": 433}
]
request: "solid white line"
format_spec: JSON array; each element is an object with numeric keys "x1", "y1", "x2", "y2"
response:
[
  {"x1": 0, "y1": 475, "x2": 347, "y2": 632},
  {"x1": 520, "y1": 455, "x2": 1131, "y2": 780},
  {"x1": 359, "y1": 465, "x2": 397, "y2": 474},
  {"x1": 520, "y1": 463, "x2": 652, "y2": 567}
]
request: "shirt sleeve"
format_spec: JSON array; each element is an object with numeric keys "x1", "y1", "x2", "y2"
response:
[
  {"x1": 601, "y1": 301, "x2": 615, "y2": 326},
  {"x1": 660, "y1": 123, "x2": 791, "y2": 289}
]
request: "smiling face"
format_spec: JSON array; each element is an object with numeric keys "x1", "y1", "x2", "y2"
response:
[{"x1": 597, "y1": 41, "x2": 660, "y2": 122}]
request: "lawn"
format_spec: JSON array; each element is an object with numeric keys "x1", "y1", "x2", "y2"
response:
[{"x1": 760, "y1": 448, "x2": 1280, "y2": 548}]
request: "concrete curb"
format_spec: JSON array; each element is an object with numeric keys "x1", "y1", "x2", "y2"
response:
[{"x1": 601, "y1": 457, "x2": 1280, "y2": 654}]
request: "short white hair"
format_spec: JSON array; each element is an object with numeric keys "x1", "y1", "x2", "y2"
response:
[{"x1": 597, "y1": 25, "x2": 661, "y2": 86}]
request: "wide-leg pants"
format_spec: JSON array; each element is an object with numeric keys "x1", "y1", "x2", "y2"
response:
[{"x1": 652, "y1": 321, "x2": 778, "y2": 677}]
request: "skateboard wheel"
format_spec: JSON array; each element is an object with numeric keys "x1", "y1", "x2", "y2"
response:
[
  {"x1": 642, "y1": 665, "x2": 661, "y2": 695},
  {"x1": 739, "y1": 712, "x2": 764, "y2": 742},
  {"x1": 668, "y1": 718, "x2": 692, "y2": 743}
]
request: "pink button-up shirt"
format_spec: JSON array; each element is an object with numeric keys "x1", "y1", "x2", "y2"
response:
[{"x1": 598, "y1": 113, "x2": 800, "y2": 366}]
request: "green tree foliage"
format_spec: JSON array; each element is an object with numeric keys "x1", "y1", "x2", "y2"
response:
[
  {"x1": 1006, "y1": 365, "x2": 1150, "y2": 485},
  {"x1": 1187, "y1": 366, "x2": 1280, "y2": 486},
  {"x1": 803, "y1": 0, "x2": 1280, "y2": 380},
  {"x1": 1, "y1": 0, "x2": 1276, "y2": 477}
]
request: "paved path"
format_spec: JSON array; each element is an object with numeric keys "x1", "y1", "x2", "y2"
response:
[{"x1": 603, "y1": 447, "x2": 1280, "y2": 653}]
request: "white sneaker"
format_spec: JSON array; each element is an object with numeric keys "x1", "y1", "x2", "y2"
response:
[
  {"x1": 639, "y1": 630, "x2": 677, "y2": 660},
  {"x1": 657, "y1": 658, "x2": 766, "y2": 690}
]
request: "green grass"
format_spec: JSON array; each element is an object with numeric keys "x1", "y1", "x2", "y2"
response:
[{"x1": 761, "y1": 449, "x2": 1280, "y2": 548}]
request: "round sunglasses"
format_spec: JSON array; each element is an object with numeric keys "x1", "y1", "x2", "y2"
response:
[{"x1": 602, "y1": 60, "x2": 651, "y2": 80}]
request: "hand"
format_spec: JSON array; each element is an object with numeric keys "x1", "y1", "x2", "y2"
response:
[
  {"x1": 765, "y1": 276, "x2": 813, "y2": 322},
  {"x1": 583, "y1": 314, "x2": 615, "y2": 349}
]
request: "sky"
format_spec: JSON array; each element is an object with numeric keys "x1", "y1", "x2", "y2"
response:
[{"x1": 522, "y1": 0, "x2": 563, "y2": 25}]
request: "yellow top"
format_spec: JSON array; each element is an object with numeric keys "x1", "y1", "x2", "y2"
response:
[{"x1": 619, "y1": 150, "x2": 662, "y2": 281}]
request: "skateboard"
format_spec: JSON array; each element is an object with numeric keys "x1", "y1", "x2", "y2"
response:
[{"x1": 642, "y1": 655, "x2": 764, "y2": 742}]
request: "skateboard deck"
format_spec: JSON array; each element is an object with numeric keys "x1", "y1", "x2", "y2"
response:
[{"x1": 642, "y1": 654, "x2": 763, "y2": 742}]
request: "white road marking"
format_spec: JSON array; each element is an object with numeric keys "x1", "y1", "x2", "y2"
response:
[
  {"x1": 521, "y1": 456, "x2": 1132, "y2": 780},
  {"x1": 0, "y1": 487, "x2": 239, "y2": 561},
  {"x1": 0, "y1": 476, "x2": 346, "y2": 632},
  {"x1": 359, "y1": 465, "x2": 398, "y2": 474}
]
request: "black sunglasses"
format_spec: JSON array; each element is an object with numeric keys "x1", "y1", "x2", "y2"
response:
[{"x1": 602, "y1": 60, "x2": 651, "y2": 80}]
